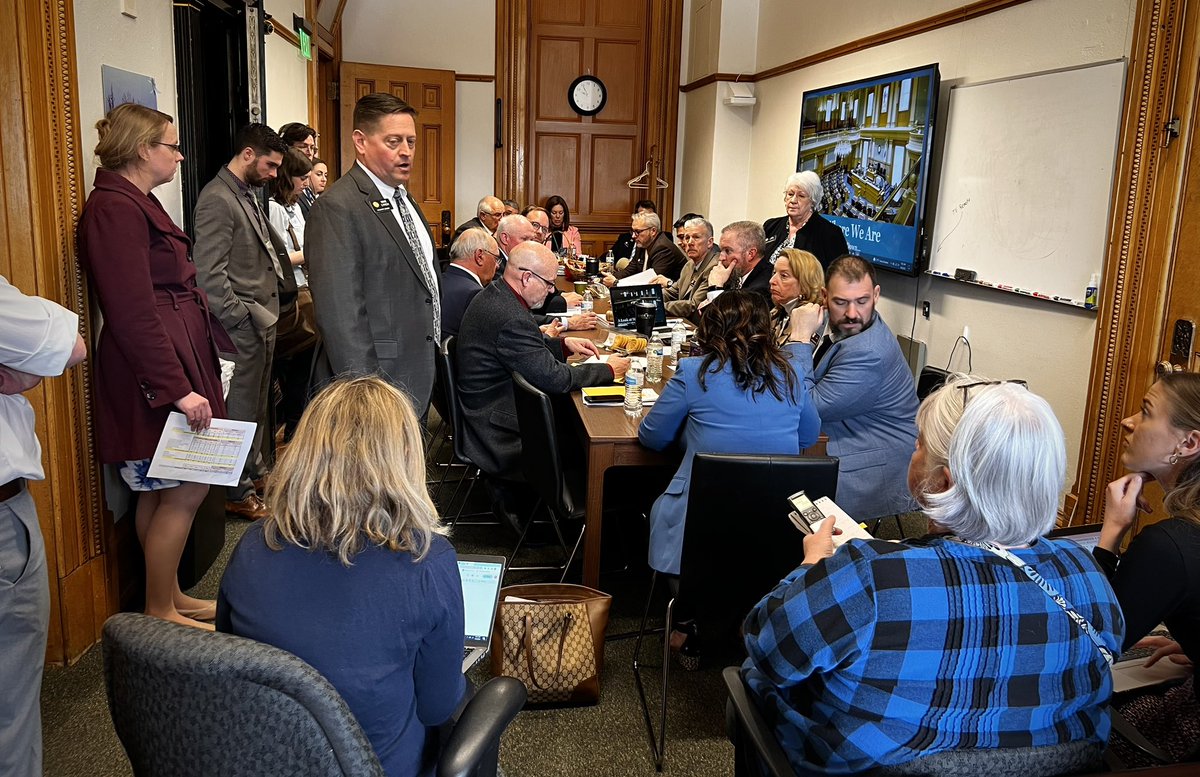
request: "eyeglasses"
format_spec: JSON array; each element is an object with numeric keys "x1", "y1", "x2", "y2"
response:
[
  {"x1": 153, "y1": 141, "x2": 183, "y2": 154},
  {"x1": 482, "y1": 248, "x2": 501, "y2": 260},
  {"x1": 783, "y1": 190, "x2": 807, "y2": 201},
  {"x1": 517, "y1": 267, "x2": 557, "y2": 289},
  {"x1": 958, "y1": 379, "x2": 1028, "y2": 406},
  {"x1": 631, "y1": 227, "x2": 654, "y2": 236},
  {"x1": 530, "y1": 224, "x2": 549, "y2": 235}
]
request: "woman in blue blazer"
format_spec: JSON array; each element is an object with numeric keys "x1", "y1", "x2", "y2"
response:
[{"x1": 638, "y1": 291, "x2": 822, "y2": 578}]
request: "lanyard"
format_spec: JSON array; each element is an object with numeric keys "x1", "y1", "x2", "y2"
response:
[{"x1": 955, "y1": 538, "x2": 1115, "y2": 666}]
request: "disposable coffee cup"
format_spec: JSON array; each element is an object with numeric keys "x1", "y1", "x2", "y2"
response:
[{"x1": 634, "y1": 300, "x2": 657, "y2": 338}]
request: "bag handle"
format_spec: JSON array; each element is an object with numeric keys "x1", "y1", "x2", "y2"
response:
[{"x1": 520, "y1": 612, "x2": 574, "y2": 689}]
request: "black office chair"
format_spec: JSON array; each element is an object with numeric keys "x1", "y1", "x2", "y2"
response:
[
  {"x1": 722, "y1": 666, "x2": 797, "y2": 777},
  {"x1": 101, "y1": 612, "x2": 526, "y2": 777},
  {"x1": 725, "y1": 664, "x2": 1120, "y2": 776},
  {"x1": 632, "y1": 452, "x2": 839, "y2": 771},
  {"x1": 434, "y1": 336, "x2": 494, "y2": 525},
  {"x1": 510, "y1": 371, "x2": 587, "y2": 580}
]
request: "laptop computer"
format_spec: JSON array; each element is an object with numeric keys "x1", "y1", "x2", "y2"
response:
[
  {"x1": 458, "y1": 554, "x2": 506, "y2": 673},
  {"x1": 1046, "y1": 524, "x2": 1103, "y2": 552},
  {"x1": 1046, "y1": 527, "x2": 1191, "y2": 692}
]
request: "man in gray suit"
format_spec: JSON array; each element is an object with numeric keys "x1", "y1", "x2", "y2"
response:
[
  {"x1": 788, "y1": 255, "x2": 919, "y2": 521},
  {"x1": 305, "y1": 93, "x2": 441, "y2": 414},
  {"x1": 456, "y1": 242, "x2": 630, "y2": 479},
  {"x1": 658, "y1": 216, "x2": 719, "y2": 322},
  {"x1": 193, "y1": 123, "x2": 291, "y2": 521}
]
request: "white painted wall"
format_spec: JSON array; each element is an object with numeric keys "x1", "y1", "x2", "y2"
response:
[
  {"x1": 341, "y1": 0, "x2": 495, "y2": 223},
  {"x1": 679, "y1": 0, "x2": 1138, "y2": 481},
  {"x1": 74, "y1": 0, "x2": 182, "y2": 224},
  {"x1": 264, "y1": 0, "x2": 311, "y2": 130}
]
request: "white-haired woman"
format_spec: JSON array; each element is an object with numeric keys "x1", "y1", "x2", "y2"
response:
[
  {"x1": 762, "y1": 169, "x2": 849, "y2": 271},
  {"x1": 218, "y1": 376, "x2": 465, "y2": 777},
  {"x1": 742, "y1": 375, "x2": 1123, "y2": 776}
]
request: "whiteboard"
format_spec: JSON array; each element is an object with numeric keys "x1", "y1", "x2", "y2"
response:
[{"x1": 928, "y1": 60, "x2": 1125, "y2": 306}]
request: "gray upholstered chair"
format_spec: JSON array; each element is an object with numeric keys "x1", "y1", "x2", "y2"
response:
[{"x1": 102, "y1": 612, "x2": 525, "y2": 777}]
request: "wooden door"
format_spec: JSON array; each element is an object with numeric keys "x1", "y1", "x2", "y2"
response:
[
  {"x1": 339, "y1": 62, "x2": 456, "y2": 246},
  {"x1": 1069, "y1": 0, "x2": 1200, "y2": 526},
  {"x1": 497, "y1": 0, "x2": 683, "y2": 254}
]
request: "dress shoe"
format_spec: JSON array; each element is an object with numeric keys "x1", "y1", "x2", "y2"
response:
[
  {"x1": 491, "y1": 499, "x2": 526, "y2": 538},
  {"x1": 226, "y1": 493, "x2": 270, "y2": 521}
]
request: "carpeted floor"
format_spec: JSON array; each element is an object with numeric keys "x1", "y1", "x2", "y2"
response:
[{"x1": 39, "y1": 444, "x2": 926, "y2": 777}]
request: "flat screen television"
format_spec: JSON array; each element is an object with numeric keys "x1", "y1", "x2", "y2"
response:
[{"x1": 796, "y1": 63, "x2": 940, "y2": 276}]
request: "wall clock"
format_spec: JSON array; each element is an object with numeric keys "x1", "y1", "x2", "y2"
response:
[{"x1": 568, "y1": 75, "x2": 607, "y2": 117}]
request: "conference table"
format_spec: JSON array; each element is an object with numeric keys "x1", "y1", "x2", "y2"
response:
[
  {"x1": 554, "y1": 272, "x2": 824, "y2": 587},
  {"x1": 555, "y1": 275, "x2": 678, "y2": 587}
]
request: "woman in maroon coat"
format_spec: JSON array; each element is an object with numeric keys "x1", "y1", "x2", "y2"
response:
[{"x1": 78, "y1": 103, "x2": 230, "y2": 629}]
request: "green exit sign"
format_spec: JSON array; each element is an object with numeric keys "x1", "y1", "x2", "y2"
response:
[{"x1": 293, "y1": 14, "x2": 312, "y2": 61}]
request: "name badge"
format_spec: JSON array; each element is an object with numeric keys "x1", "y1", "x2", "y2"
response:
[{"x1": 370, "y1": 198, "x2": 393, "y2": 212}]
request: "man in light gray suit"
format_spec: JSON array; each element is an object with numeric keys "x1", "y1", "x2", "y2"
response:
[
  {"x1": 305, "y1": 93, "x2": 441, "y2": 414},
  {"x1": 658, "y1": 216, "x2": 719, "y2": 323},
  {"x1": 193, "y1": 123, "x2": 291, "y2": 521},
  {"x1": 788, "y1": 255, "x2": 919, "y2": 521}
]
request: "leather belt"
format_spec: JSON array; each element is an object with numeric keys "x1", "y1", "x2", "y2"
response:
[{"x1": 0, "y1": 478, "x2": 25, "y2": 502}]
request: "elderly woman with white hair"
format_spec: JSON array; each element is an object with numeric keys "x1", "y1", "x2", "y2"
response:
[
  {"x1": 742, "y1": 375, "x2": 1123, "y2": 776},
  {"x1": 762, "y1": 169, "x2": 849, "y2": 271}
]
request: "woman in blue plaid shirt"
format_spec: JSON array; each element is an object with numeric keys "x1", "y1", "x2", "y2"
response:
[{"x1": 743, "y1": 376, "x2": 1123, "y2": 775}]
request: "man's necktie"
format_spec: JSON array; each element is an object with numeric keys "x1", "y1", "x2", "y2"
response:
[
  {"x1": 246, "y1": 191, "x2": 284, "y2": 280},
  {"x1": 813, "y1": 335, "x2": 834, "y2": 366},
  {"x1": 394, "y1": 188, "x2": 441, "y2": 343}
]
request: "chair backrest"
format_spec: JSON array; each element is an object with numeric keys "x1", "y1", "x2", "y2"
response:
[
  {"x1": 511, "y1": 371, "x2": 570, "y2": 515},
  {"x1": 679, "y1": 453, "x2": 839, "y2": 653},
  {"x1": 101, "y1": 612, "x2": 384, "y2": 777},
  {"x1": 437, "y1": 336, "x2": 472, "y2": 463},
  {"x1": 895, "y1": 334, "x2": 926, "y2": 380},
  {"x1": 722, "y1": 666, "x2": 798, "y2": 777}
]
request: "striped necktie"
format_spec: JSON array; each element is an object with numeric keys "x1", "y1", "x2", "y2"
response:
[{"x1": 394, "y1": 188, "x2": 441, "y2": 343}]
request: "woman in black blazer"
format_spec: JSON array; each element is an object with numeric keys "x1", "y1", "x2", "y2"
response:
[{"x1": 762, "y1": 170, "x2": 849, "y2": 271}]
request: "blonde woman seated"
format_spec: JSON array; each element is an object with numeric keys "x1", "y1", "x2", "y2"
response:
[
  {"x1": 768, "y1": 248, "x2": 824, "y2": 345},
  {"x1": 218, "y1": 376, "x2": 465, "y2": 777},
  {"x1": 743, "y1": 375, "x2": 1123, "y2": 775}
]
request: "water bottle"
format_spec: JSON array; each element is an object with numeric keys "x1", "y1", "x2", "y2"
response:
[
  {"x1": 646, "y1": 334, "x2": 664, "y2": 383},
  {"x1": 604, "y1": 248, "x2": 615, "y2": 275},
  {"x1": 581, "y1": 288, "x2": 594, "y2": 316},
  {"x1": 623, "y1": 363, "x2": 644, "y2": 416},
  {"x1": 669, "y1": 320, "x2": 687, "y2": 368}
]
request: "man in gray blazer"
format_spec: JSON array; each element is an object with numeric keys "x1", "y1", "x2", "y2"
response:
[
  {"x1": 305, "y1": 93, "x2": 441, "y2": 415},
  {"x1": 788, "y1": 255, "x2": 919, "y2": 521},
  {"x1": 456, "y1": 242, "x2": 630, "y2": 479},
  {"x1": 193, "y1": 123, "x2": 291, "y2": 521},
  {"x1": 660, "y1": 216, "x2": 719, "y2": 322}
]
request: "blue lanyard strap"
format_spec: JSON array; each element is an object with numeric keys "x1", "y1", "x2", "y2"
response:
[{"x1": 956, "y1": 538, "x2": 1115, "y2": 667}]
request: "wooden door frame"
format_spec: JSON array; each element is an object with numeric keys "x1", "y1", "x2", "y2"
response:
[
  {"x1": 1069, "y1": 0, "x2": 1198, "y2": 524},
  {"x1": 495, "y1": 0, "x2": 684, "y2": 229},
  {"x1": 7, "y1": 0, "x2": 110, "y2": 664}
]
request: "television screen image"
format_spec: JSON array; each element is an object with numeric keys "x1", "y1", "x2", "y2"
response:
[{"x1": 796, "y1": 63, "x2": 940, "y2": 275}]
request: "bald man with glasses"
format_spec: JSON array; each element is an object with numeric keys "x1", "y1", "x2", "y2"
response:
[{"x1": 456, "y1": 242, "x2": 629, "y2": 482}]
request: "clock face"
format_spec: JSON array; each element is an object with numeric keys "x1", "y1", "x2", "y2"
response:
[{"x1": 568, "y1": 76, "x2": 607, "y2": 116}]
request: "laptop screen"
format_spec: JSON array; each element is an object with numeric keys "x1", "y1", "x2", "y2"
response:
[
  {"x1": 1046, "y1": 525, "x2": 1102, "y2": 552},
  {"x1": 610, "y1": 284, "x2": 667, "y2": 329},
  {"x1": 458, "y1": 555, "x2": 505, "y2": 645}
]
